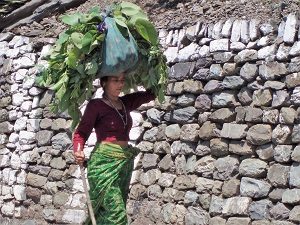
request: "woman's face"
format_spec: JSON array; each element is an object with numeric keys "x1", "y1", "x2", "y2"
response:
[{"x1": 103, "y1": 73, "x2": 126, "y2": 97}]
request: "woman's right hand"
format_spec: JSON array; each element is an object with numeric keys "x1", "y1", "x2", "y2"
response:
[{"x1": 74, "y1": 151, "x2": 85, "y2": 165}]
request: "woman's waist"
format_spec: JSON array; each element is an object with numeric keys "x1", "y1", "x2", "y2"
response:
[
  {"x1": 93, "y1": 141, "x2": 138, "y2": 159},
  {"x1": 100, "y1": 140, "x2": 128, "y2": 148}
]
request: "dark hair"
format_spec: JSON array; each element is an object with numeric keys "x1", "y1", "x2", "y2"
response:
[{"x1": 100, "y1": 76, "x2": 109, "y2": 88}]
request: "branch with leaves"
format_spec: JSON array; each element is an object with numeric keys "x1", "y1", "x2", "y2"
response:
[{"x1": 36, "y1": 2, "x2": 168, "y2": 130}]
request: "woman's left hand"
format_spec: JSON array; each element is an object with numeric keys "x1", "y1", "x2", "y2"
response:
[{"x1": 74, "y1": 151, "x2": 85, "y2": 165}]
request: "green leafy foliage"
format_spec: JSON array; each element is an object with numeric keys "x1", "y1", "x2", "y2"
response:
[{"x1": 35, "y1": 1, "x2": 168, "y2": 130}]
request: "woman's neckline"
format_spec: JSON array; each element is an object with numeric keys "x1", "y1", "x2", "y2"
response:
[{"x1": 100, "y1": 98, "x2": 123, "y2": 110}]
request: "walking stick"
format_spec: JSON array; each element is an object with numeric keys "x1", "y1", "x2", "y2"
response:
[
  {"x1": 69, "y1": 142, "x2": 97, "y2": 225},
  {"x1": 80, "y1": 165, "x2": 97, "y2": 225}
]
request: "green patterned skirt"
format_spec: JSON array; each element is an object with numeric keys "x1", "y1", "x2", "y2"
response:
[{"x1": 85, "y1": 143, "x2": 139, "y2": 225}]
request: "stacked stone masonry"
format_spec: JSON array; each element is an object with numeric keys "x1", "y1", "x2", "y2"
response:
[{"x1": 1, "y1": 13, "x2": 300, "y2": 225}]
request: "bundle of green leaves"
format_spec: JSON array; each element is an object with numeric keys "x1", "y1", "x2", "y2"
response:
[{"x1": 36, "y1": 1, "x2": 168, "y2": 130}]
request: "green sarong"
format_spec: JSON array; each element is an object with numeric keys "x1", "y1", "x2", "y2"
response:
[{"x1": 85, "y1": 143, "x2": 139, "y2": 225}]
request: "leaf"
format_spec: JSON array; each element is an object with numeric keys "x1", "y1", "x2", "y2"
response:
[
  {"x1": 128, "y1": 11, "x2": 148, "y2": 26},
  {"x1": 85, "y1": 59, "x2": 98, "y2": 75},
  {"x1": 56, "y1": 83, "x2": 67, "y2": 101},
  {"x1": 120, "y1": 2, "x2": 141, "y2": 11},
  {"x1": 71, "y1": 32, "x2": 84, "y2": 49},
  {"x1": 76, "y1": 64, "x2": 85, "y2": 75},
  {"x1": 59, "y1": 90, "x2": 71, "y2": 112},
  {"x1": 88, "y1": 6, "x2": 101, "y2": 15},
  {"x1": 82, "y1": 32, "x2": 93, "y2": 47},
  {"x1": 120, "y1": 3, "x2": 141, "y2": 16},
  {"x1": 114, "y1": 17, "x2": 128, "y2": 28},
  {"x1": 66, "y1": 48, "x2": 79, "y2": 69},
  {"x1": 61, "y1": 13, "x2": 81, "y2": 25},
  {"x1": 57, "y1": 32, "x2": 70, "y2": 45},
  {"x1": 49, "y1": 72, "x2": 68, "y2": 91},
  {"x1": 89, "y1": 39, "x2": 100, "y2": 53},
  {"x1": 134, "y1": 18, "x2": 158, "y2": 45}
]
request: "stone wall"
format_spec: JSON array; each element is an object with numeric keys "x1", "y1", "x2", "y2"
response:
[{"x1": 1, "y1": 13, "x2": 300, "y2": 225}]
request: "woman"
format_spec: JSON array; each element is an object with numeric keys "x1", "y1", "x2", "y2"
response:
[{"x1": 73, "y1": 73, "x2": 155, "y2": 225}]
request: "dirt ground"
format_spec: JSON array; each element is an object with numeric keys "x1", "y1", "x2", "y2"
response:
[
  {"x1": 74, "y1": 0, "x2": 300, "y2": 29},
  {"x1": 8, "y1": 0, "x2": 300, "y2": 40}
]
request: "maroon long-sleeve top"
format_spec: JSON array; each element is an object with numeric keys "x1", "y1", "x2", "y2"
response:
[{"x1": 72, "y1": 90, "x2": 155, "y2": 152}]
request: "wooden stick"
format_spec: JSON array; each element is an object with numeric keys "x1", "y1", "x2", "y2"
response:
[{"x1": 80, "y1": 165, "x2": 97, "y2": 225}]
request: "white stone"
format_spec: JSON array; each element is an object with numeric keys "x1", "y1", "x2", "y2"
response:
[
  {"x1": 19, "y1": 131, "x2": 35, "y2": 144},
  {"x1": 165, "y1": 30, "x2": 174, "y2": 46},
  {"x1": 222, "y1": 18, "x2": 234, "y2": 37},
  {"x1": 13, "y1": 185, "x2": 26, "y2": 200},
  {"x1": 212, "y1": 21, "x2": 223, "y2": 39},
  {"x1": 10, "y1": 153, "x2": 21, "y2": 169},
  {"x1": 29, "y1": 87, "x2": 43, "y2": 96},
  {"x1": 15, "y1": 69, "x2": 28, "y2": 82},
  {"x1": 18, "y1": 143, "x2": 35, "y2": 151},
  {"x1": 249, "y1": 19, "x2": 260, "y2": 41},
  {"x1": 164, "y1": 47, "x2": 178, "y2": 63},
  {"x1": 71, "y1": 194, "x2": 86, "y2": 208},
  {"x1": 246, "y1": 40, "x2": 258, "y2": 50},
  {"x1": 9, "y1": 170, "x2": 17, "y2": 186},
  {"x1": 172, "y1": 30, "x2": 179, "y2": 46},
  {"x1": 23, "y1": 76, "x2": 35, "y2": 89},
  {"x1": 8, "y1": 110, "x2": 18, "y2": 121},
  {"x1": 257, "y1": 36, "x2": 272, "y2": 47},
  {"x1": 71, "y1": 179, "x2": 84, "y2": 192},
  {"x1": 10, "y1": 83, "x2": 19, "y2": 93},
  {"x1": 0, "y1": 155, "x2": 10, "y2": 168},
  {"x1": 1, "y1": 201, "x2": 14, "y2": 216},
  {"x1": 20, "y1": 151, "x2": 31, "y2": 164},
  {"x1": 40, "y1": 45, "x2": 52, "y2": 59},
  {"x1": 291, "y1": 87, "x2": 300, "y2": 105},
  {"x1": 276, "y1": 44, "x2": 291, "y2": 61},
  {"x1": 0, "y1": 41, "x2": 9, "y2": 56},
  {"x1": 240, "y1": 20, "x2": 250, "y2": 43},
  {"x1": 290, "y1": 41, "x2": 300, "y2": 56},
  {"x1": 6, "y1": 48, "x2": 20, "y2": 58},
  {"x1": 9, "y1": 36, "x2": 29, "y2": 48},
  {"x1": 13, "y1": 53, "x2": 36, "y2": 70},
  {"x1": 283, "y1": 14, "x2": 298, "y2": 44},
  {"x1": 14, "y1": 206, "x2": 22, "y2": 218},
  {"x1": 14, "y1": 117, "x2": 28, "y2": 131},
  {"x1": 30, "y1": 96, "x2": 39, "y2": 110},
  {"x1": 20, "y1": 101, "x2": 32, "y2": 111},
  {"x1": 130, "y1": 126, "x2": 144, "y2": 141},
  {"x1": 0, "y1": 134, "x2": 8, "y2": 145},
  {"x1": 210, "y1": 39, "x2": 229, "y2": 52},
  {"x1": 2, "y1": 184, "x2": 12, "y2": 195},
  {"x1": 40, "y1": 195, "x2": 53, "y2": 205},
  {"x1": 231, "y1": 20, "x2": 242, "y2": 42},
  {"x1": 86, "y1": 132, "x2": 97, "y2": 146},
  {"x1": 131, "y1": 111, "x2": 143, "y2": 127},
  {"x1": 16, "y1": 170, "x2": 27, "y2": 184},
  {"x1": 230, "y1": 42, "x2": 246, "y2": 51},
  {"x1": 258, "y1": 45, "x2": 277, "y2": 59},
  {"x1": 278, "y1": 21, "x2": 286, "y2": 38},
  {"x1": 199, "y1": 45, "x2": 210, "y2": 57},
  {"x1": 27, "y1": 119, "x2": 40, "y2": 132},
  {"x1": 178, "y1": 42, "x2": 199, "y2": 61},
  {"x1": 20, "y1": 43, "x2": 33, "y2": 54},
  {"x1": 0, "y1": 41, "x2": 8, "y2": 51},
  {"x1": 8, "y1": 133, "x2": 19, "y2": 144},
  {"x1": 12, "y1": 93, "x2": 24, "y2": 106},
  {"x1": 177, "y1": 28, "x2": 186, "y2": 47},
  {"x1": 61, "y1": 209, "x2": 87, "y2": 224}
]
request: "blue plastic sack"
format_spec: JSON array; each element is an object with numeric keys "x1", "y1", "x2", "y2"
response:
[{"x1": 99, "y1": 17, "x2": 139, "y2": 77}]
